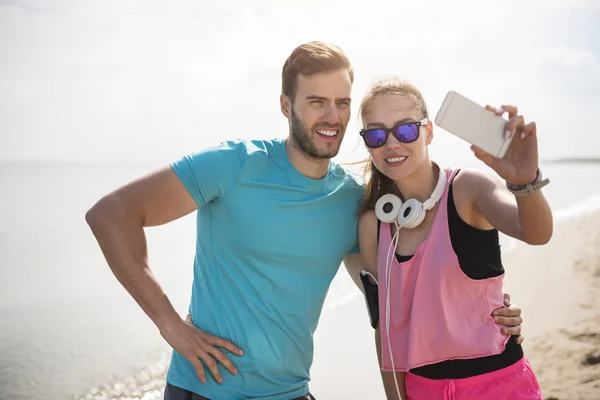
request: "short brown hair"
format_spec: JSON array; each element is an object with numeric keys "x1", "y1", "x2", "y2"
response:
[{"x1": 282, "y1": 41, "x2": 354, "y2": 101}]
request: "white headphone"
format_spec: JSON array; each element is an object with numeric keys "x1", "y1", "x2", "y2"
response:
[
  {"x1": 374, "y1": 166, "x2": 448, "y2": 228},
  {"x1": 375, "y1": 166, "x2": 448, "y2": 399}
]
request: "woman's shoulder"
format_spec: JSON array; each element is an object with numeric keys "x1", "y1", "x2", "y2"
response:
[{"x1": 451, "y1": 167, "x2": 499, "y2": 194}]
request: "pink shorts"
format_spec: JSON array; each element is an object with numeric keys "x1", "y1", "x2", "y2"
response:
[{"x1": 405, "y1": 357, "x2": 543, "y2": 400}]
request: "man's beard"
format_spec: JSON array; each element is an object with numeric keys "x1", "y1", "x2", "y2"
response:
[{"x1": 290, "y1": 107, "x2": 343, "y2": 161}]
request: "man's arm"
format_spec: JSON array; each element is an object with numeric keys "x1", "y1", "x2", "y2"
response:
[
  {"x1": 86, "y1": 166, "x2": 196, "y2": 327},
  {"x1": 86, "y1": 165, "x2": 242, "y2": 384}
]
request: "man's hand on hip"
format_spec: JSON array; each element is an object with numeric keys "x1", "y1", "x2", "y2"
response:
[{"x1": 160, "y1": 315, "x2": 244, "y2": 384}]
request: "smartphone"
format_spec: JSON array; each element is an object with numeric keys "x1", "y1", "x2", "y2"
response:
[{"x1": 434, "y1": 91, "x2": 513, "y2": 158}]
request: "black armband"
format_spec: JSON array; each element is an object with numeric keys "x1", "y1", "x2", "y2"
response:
[{"x1": 359, "y1": 270, "x2": 379, "y2": 329}]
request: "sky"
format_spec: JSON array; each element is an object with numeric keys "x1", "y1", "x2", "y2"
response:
[{"x1": 0, "y1": 0, "x2": 599, "y2": 165}]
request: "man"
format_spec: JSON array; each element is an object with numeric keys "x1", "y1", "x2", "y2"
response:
[{"x1": 85, "y1": 41, "x2": 523, "y2": 400}]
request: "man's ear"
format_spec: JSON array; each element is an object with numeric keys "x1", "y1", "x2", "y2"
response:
[
  {"x1": 280, "y1": 94, "x2": 291, "y2": 118},
  {"x1": 425, "y1": 120, "x2": 434, "y2": 145}
]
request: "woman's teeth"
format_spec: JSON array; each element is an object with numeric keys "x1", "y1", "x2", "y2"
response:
[{"x1": 386, "y1": 156, "x2": 407, "y2": 163}]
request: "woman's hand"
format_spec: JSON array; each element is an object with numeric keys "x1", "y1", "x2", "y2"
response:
[{"x1": 471, "y1": 105, "x2": 539, "y2": 186}]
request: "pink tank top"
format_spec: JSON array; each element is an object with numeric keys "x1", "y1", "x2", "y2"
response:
[{"x1": 378, "y1": 168, "x2": 510, "y2": 372}]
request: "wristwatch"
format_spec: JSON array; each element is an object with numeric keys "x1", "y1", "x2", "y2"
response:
[{"x1": 506, "y1": 168, "x2": 550, "y2": 197}]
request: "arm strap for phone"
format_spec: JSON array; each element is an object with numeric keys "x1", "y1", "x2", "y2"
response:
[{"x1": 359, "y1": 270, "x2": 379, "y2": 329}]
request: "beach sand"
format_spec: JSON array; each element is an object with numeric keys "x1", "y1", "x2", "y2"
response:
[
  {"x1": 508, "y1": 212, "x2": 600, "y2": 400},
  {"x1": 74, "y1": 212, "x2": 600, "y2": 400}
]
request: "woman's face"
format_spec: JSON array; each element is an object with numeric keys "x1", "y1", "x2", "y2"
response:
[{"x1": 361, "y1": 94, "x2": 433, "y2": 181}]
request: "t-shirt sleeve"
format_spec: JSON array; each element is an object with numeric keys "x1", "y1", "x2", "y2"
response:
[
  {"x1": 348, "y1": 240, "x2": 360, "y2": 254},
  {"x1": 347, "y1": 181, "x2": 365, "y2": 255},
  {"x1": 348, "y1": 222, "x2": 360, "y2": 254},
  {"x1": 170, "y1": 140, "x2": 249, "y2": 207}
]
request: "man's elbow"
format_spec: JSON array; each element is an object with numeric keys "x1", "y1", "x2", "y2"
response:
[
  {"x1": 85, "y1": 202, "x2": 99, "y2": 228},
  {"x1": 85, "y1": 194, "x2": 126, "y2": 230}
]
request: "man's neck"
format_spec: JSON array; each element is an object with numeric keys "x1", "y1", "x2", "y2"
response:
[{"x1": 285, "y1": 138, "x2": 330, "y2": 180}]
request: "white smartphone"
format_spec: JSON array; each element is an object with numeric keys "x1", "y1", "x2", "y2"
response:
[{"x1": 434, "y1": 91, "x2": 513, "y2": 158}]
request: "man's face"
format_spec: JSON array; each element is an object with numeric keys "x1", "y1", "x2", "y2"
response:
[{"x1": 282, "y1": 68, "x2": 352, "y2": 160}]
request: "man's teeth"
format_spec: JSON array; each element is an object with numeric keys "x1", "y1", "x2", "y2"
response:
[
  {"x1": 386, "y1": 156, "x2": 407, "y2": 163},
  {"x1": 316, "y1": 129, "x2": 337, "y2": 137}
]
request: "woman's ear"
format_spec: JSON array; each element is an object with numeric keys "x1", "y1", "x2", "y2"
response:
[{"x1": 425, "y1": 120, "x2": 434, "y2": 145}]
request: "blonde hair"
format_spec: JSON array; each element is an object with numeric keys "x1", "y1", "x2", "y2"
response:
[{"x1": 359, "y1": 75, "x2": 428, "y2": 121}]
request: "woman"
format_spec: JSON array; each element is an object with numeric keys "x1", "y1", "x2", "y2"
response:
[{"x1": 356, "y1": 76, "x2": 552, "y2": 399}]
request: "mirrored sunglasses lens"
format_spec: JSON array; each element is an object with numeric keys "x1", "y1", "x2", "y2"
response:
[
  {"x1": 365, "y1": 130, "x2": 387, "y2": 147},
  {"x1": 395, "y1": 124, "x2": 419, "y2": 142}
]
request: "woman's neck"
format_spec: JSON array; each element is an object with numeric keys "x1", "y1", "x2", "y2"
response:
[{"x1": 394, "y1": 160, "x2": 439, "y2": 202}]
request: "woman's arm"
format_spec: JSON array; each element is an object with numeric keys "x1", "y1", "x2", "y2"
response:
[
  {"x1": 466, "y1": 104, "x2": 553, "y2": 245},
  {"x1": 357, "y1": 211, "x2": 407, "y2": 399},
  {"x1": 375, "y1": 326, "x2": 407, "y2": 400},
  {"x1": 457, "y1": 169, "x2": 553, "y2": 245},
  {"x1": 356, "y1": 210, "x2": 379, "y2": 278},
  {"x1": 343, "y1": 210, "x2": 379, "y2": 291}
]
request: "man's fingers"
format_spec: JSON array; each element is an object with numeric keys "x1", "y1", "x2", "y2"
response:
[
  {"x1": 188, "y1": 355, "x2": 207, "y2": 384},
  {"x1": 501, "y1": 325, "x2": 522, "y2": 336},
  {"x1": 206, "y1": 333, "x2": 244, "y2": 357},
  {"x1": 493, "y1": 315, "x2": 523, "y2": 327},
  {"x1": 492, "y1": 302, "x2": 523, "y2": 335},
  {"x1": 498, "y1": 303, "x2": 522, "y2": 317},
  {"x1": 493, "y1": 304, "x2": 522, "y2": 319},
  {"x1": 186, "y1": 316, "x2": 243, "y2": 356},
  {"x1": 206, "y1": 346, "x2": 239, "y2": 376},
  {"x1": 516, "y1": 334, "x2": 525, "y2": 345},
  {"x1": 197, "y1": 351, "x2": 224, "y2": 385},
  {"x1": 180, "y1": 321, "x2": 244, "y2": 385},
  {"x1": 503, "y1": 293, "x2": 511, "y2": 306}
]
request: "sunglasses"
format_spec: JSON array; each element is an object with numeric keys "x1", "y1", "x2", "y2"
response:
[{"x1": 359, "y1": 118, "x2": 429, "y2": 148}]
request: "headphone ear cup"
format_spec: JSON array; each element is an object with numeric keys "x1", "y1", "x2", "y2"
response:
[
  {"x1": 375, "y1": 194, "x2": 402, "y2": 223},
  {"x1": 397, "y1": 198, "x2": 426, "y2": 229}
]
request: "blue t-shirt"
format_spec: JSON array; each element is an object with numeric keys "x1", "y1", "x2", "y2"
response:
[{"x1": 166, "y1": 138, "x2": 365, "y2": 399}]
